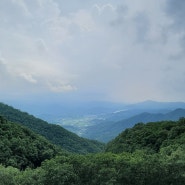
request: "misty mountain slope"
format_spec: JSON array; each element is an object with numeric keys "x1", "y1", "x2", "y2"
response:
[
  {"x1": 0, "y1": 102, "x2": 104, "y2": 154},
  {"x1": 55, "y1": 101, "x2": 185, "y2": 142},
  {"x1": 83, "y1": 108, "x2": 185, "y2": 142},
  {"x1": 104, "y1": 101, "x2": 185, "y2": 122},
  {"x1": 124, "y1": 100, "x2": 185, "y2": 111}
]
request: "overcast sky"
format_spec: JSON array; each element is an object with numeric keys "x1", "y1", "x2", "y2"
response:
[{"x1": 0, "y1": 0, "x2": 185, "y2": 103}]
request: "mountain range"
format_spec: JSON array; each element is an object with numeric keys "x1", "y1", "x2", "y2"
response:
[
  {"x1": 0, "y1": 102, "x2": 104, "y2": 154},
  {"x1": 42, "y1": 100, "x2": 185, "y2": 143},
  {"x1": 83, "y1": 108, "x2": 185, "y2": 142},
  {"x1": 1, "y1": 111, "x2": 185, "y2": 184},
  {"x1": 1, "y1": 101, "x2": 185, "y2": 143}
]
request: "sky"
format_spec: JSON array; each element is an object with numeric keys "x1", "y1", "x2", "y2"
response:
[{"x1": 0, "y1": 0, "x2": 185, "y2": 104}]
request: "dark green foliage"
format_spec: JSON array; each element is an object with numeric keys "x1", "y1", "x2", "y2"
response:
[
  {"x1": 0, "y1": 116, "x2": 59, "y2": 169},
  {"x1": 106, "y1": 118, "x2": 185, "y2": 154},
  {"x1": 1, "y1": 149, "x2": 185, "y2": 185},
  {"x1": 0, "y1": 102, "x2": 104, "y2": 154},
  {"x1": 42, "y1": 157, "x2": 78, "y2": 185},
  {"x1": 1, "y1": 109, "x2": 185, "y2": 184}
]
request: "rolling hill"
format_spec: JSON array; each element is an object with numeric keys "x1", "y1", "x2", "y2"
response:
[
  {"x1": 0, "y1": 102, "x2": 104, "y2": 154},
  {"x1": 105, "y1": 117, "x2": 185, "y2": 153},
  {"x1": 1, "y1": 114, "x2": 185, "y2": 184},
  {"x1": 83, "y1": 108, "x2": 185, "y2": 142},
  {"x1": 0, "y1": 116, "x2": 59, "y2": 169}
]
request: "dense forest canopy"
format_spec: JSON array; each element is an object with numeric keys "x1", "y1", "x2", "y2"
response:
[
  {"x1": 106, "y1": 117, "x2": 185, "y2": 154},
  {"x1": 0, "y1": 107, "x2": 185, "y2": 184},
  {"x1": 0, "y1": 114, "x2": 185, "y2": 185},
  {"x1": 0, "y1": 116, "x2": 60, "y2": 170}
]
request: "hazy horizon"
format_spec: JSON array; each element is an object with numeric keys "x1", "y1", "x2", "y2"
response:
[{"x1": 0, "y1": 0, "x2": 185, "y2": 105}]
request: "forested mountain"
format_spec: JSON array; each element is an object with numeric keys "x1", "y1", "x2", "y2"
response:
[
  {"x1": 83, "y1": 108, "x2": 185, "y2": 142},
  {"x1": 106, "y1": 118, "x2": 185, "y2": 153},
  {"x1": 0, "y1": 102, "x2": 104, "y2": 154},
  {"x1": 1, "y1": 118, "x2": 185, "y2": 184},
  {"x1": 0, "y1": 116, "x2": 59, "y2": 170},
  {"x1": 1, "y1": 101, "x2": 185, "y2": 184}
]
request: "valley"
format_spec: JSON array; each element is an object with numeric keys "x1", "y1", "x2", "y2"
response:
[
  {"x1": 37, "y1": 101, "x2": 185, "y2": 142},
  {"x1": 1, "y1": 0, "x2": 185, "y2": 184},
  {"x1": 0, "y1": 101, "x2": 185, "y2": 184}
]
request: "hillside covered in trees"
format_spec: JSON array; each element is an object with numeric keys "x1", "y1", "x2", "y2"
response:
[
  {"x1": 1, "y1": 110, "x2": 185, "y2": 184},
  {"x1": 0, "y1": 102, "x2": 104, "y2": 154},
  {"x1": 106, "y1": 117, "x2": 185, "y2": 153},
  {"x1": 0, "y1": 116, "x2": 59, "y2": 170}
]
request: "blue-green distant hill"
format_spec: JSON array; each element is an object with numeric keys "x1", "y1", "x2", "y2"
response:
[{"x1": 84, "y1": 108, "x2": 185, "y2": 142}]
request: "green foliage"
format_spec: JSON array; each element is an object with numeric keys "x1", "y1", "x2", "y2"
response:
[
  {"x1": 1, "y1": 149, "x2": 185, "y2": 185},
  {"x1": 15, "y1": 167, "x2": 45, "y2": 185},
  {"x1": 1, "y1": 110, "x2": 185, "y2": 184},
  {"x1": 0, "y1": 116, "x2": 59, "y2": 169},
  {"x1": 106, "y1": 118, "x2": 185, "y2": 154},
  {"x1": 0, "y1": 102, "x2": 104, "y2": 154},
  {"x1": 0, "y1": 165, "x2": 19, "y2": 185},
  {"x1": 42, "y1": 159, "x2": 78, "y2": 185}
]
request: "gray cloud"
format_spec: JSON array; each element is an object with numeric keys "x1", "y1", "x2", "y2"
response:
[
  {"x1": 166, "y1": 0, "x2": 185, "y2": 29},
  {"x1": 0, "y1": 55, "x2": 8, "y2": 78},
  {"x1": 0, "y1": 0, "x2": 185, "y2": 102},
  {"x1": 165, "y1": 0, "x2": 185, "y2": 53},
  {"x1": 133, "y1": 12, "x2": 150, "y2": 43}
]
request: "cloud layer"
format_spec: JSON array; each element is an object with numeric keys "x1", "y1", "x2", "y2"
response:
[{"x1": 0, "y1": 0, "x2": 185, "y2": 102}]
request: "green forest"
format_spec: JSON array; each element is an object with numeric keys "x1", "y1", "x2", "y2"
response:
[
  {"x1": 0, "y1": 103, "x2": 104, "y2": 154},
  {"x1": 1, "y1": 103, "x2": 185, "y2": 184}
]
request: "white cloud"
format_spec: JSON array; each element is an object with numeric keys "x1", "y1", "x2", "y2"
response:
[
  {"x1": 72, "y1": 10, "x2": 96, "y2": 32},
  {"x1": 0, "y1": 0, "x2": 185, "y2": 102},
  {"x1": 0, "y1": 54, "x2": 8, "y2": 77},
  {"x1": 47, "y1": 81, "x2": 77, "y2": 93},
  {"x1": 93, "y1": 3, "x2": 116, "y2": 15},
  {"x1": 12, "y1": 0, "x2": 32, "y2": 17},
  {"x1": 19, "y1": 73, "x2": 37, "y2": 84}
]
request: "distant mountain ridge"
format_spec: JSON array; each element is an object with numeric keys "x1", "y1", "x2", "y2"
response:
[
  {"x1": 127, "y1": 100, "x2": 185, "y2": 109},
  {"x1": 3, "y1": 100, "x2": 185, "y2": 144},
  {"x1": 104, "y1": 100, "x2": 185, "y2": 122},
  {"x1": 83, "y1": 108, "x2": 185, "y2": 142}
]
